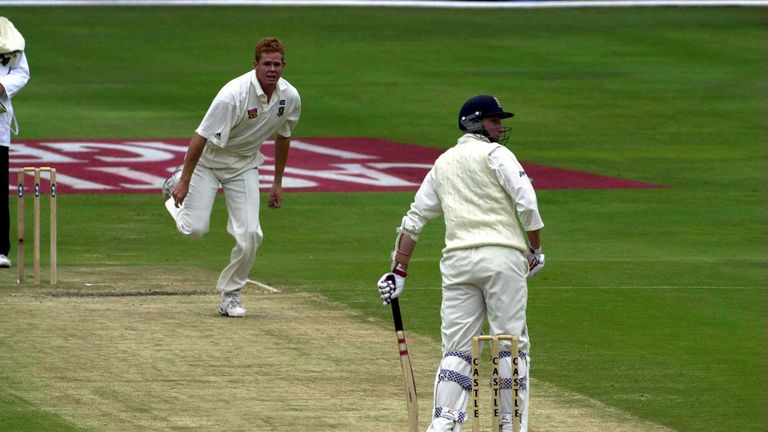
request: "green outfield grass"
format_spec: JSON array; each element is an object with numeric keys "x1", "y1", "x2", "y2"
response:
[{"x1": 0, "y1": 6, "x2": 765, "y2": 432}]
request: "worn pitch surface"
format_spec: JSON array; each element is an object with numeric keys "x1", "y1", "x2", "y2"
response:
[{"x1": 0, "y1": 267, "x2": 672, "y2": 431}]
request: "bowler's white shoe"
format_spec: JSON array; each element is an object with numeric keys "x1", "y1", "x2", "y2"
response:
[
  {"x1": 218, "y1": 293, "x2": 247, "y2": 317},
  {"x1": 0, "y1": 254, "x2": 10, "y2": 268},
  {"x1": 162, "y1": 167, "x2": 182, "y2": 201},
  {"x1": 164, "y1": 197, "x2": 180, "y2": 224}
]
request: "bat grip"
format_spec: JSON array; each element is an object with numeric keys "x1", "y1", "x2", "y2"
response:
[{"x1": 390, "y1": 297, "x2": 405, "y2": 332}]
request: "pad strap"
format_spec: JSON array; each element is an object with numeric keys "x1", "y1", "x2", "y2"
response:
[
  {"x1": 434, "y1": 406, "x2": 467, "y2": 423},
  {"x1": 499, "y1": 350, "x2": 527, "y2": 360},
  {"x1": 499, "y1": 375, "x2": 527, "y2": 390},
  {"x1": 438, "y1": 368, "x2": 472, "y2": 390},
  {"x1": 443, "y1": 351, "x2": 472, "y2": 364}
]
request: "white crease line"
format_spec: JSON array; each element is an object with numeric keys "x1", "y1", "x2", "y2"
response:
[
  {"x1": 74, "y1": 283, "x2": 761, "y2": 290},
  {"x1": 83, "y1": 282, "x2": 188, "y2": 286},
  {"x1": 246, "y1": 279, "x2": 281, "y2": 293},
  {"x1": 5, "y1": 0, "x2": 767, "y2": 7},
  {"x1": 340, "y1": 285, "x2": 763, "y2": 290},
  {"x1": 536, "y1": 286, "x2": 764, "y2": 289}
]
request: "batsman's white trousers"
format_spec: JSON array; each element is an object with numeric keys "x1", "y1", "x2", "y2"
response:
[
  {"x1": 428, "y1": 245, "x2": 531, "y2": 432},
  {"x1": 173, "y1": 165, "x2": 263, "y2": 295}
]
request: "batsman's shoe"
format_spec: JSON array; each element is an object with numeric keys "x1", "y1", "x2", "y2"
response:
[
  {"x1": 218, "y1": 293, "x2": 247, "y2": 318},
  {"x1": 0, "y1": 254, "x2": 10, "y2": 268},
  {"x1": 162, "y1": 167, "x2": 183, "y2": 201}
]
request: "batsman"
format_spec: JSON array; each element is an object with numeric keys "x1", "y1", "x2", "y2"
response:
[{"x1": 377, "y1": 95, "x2": 545, "y2": 432}]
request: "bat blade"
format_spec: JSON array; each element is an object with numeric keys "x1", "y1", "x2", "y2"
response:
[{"x1": 391, "y1": 297, "x2": 419, "y2": 432}]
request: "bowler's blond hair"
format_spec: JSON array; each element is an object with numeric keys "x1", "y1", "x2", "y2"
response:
[{"x1": 255, "y1": 37, "x2": 285, "y2": 62}]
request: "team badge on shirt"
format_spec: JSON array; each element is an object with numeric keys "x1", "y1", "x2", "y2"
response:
[
  {"x1": 247, "y1": 107, "x2": 259, "y2": 119},
  {"x1": 278, "y1": 99, "x2": 286, "y2": 117}
]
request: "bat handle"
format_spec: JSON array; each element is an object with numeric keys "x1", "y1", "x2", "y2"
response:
[{"x1": 390, "y1": 297, "x2": 405, "y2": 331}]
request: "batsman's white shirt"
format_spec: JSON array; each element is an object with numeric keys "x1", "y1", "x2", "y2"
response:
[
  {"x1": 400, "y1": 133, "x2": 543, "y2": 247},
  {"x1": 196, "y1": 71, "x2": 301, "y2": 176}
]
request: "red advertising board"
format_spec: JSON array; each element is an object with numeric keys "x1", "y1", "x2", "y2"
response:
[{"x1": 9, "y1": 137, "x2": 659, "y2": 193}]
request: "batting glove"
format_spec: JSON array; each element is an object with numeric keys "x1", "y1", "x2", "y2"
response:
[
  {"x1": 377, "y1": 270, "x2": 406, "y2": 305},
  {"x1": 525, "y1": 248, "x2": 546, "y2": 279}
]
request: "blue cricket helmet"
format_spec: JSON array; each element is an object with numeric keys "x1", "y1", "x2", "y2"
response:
[{"x1": 458, "y1": 95, "x2": 514, "y2": 132}]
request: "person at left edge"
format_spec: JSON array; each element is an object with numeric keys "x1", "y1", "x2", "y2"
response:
[
  {"x1": 0, "y1": 17, "x2": 30, "y2": 269},
  {"x1": 163, "y1": 37, "x2": 301, "y2": 317}
]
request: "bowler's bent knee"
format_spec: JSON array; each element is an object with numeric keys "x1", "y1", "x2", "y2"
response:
[{"x1": 177, "y1": 213, "x2": 209, "y2": 239}]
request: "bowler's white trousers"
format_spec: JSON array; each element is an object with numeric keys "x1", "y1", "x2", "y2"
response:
[
  {"x1": 170, "y1": 165, "x2": 263, "y2": 294},
  {"x1": 428, "y1": 246, "x2": 531, "y2": 432}
]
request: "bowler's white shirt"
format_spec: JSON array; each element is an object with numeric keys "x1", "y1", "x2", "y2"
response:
[
  {"x1": 401, "y1": 133, "x2": 544, "y2": 251},
  {"x1": 0, "y1": 51, "x2": 30, "y2": 146},
  {"x1": 196, "y1": 70, "x2": 301, "y2": 175}
]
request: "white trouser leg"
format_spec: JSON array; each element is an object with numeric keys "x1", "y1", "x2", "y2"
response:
[
  {"x1": 216, "y1": 168, "x2": 263, "y2": 294},
  {"x1": 435, "y1": 247, "x2": 531, "y2": 432},
  {"x1": 427, "y1": 250, "x2": 487, "y2": 432},
  {"x1": 483, "y1": 248, "x2": 529, "y2": 353},
  {"x1": 172, "y1": 166, "x2": 219, "y2": 239},
  {"x1": 427, "y1": 352, "x2": 473, "y2": 432},
  {"x1": 483, "y1": 247, "x2": 530, "y2": 432},
  {"x1": 499, "y1": 351, "x2": 529, "y2": 432}
]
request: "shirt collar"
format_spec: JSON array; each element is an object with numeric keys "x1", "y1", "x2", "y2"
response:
[
  {"x1": 457, "y1": 133, "x2": 492, "y2": 145},
  {"x1": 251, "y1": 72, "x2": 286, "y2": 100}
]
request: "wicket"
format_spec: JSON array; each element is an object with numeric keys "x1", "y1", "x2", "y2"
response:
[
  {"x1": 470, "y1": 335, "x2": 521, "y2": 432},
  {"x1": 17, "y1": 167, "x2": 57, "y2": 285}
]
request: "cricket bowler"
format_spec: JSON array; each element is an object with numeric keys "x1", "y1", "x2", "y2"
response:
[{"x1": 164, "y1": 37, "x2": 301, "y2": 317}]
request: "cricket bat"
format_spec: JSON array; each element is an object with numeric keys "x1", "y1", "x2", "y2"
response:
[{"x1": 390, "y1": 294, "x2": 419, "y2": 432}]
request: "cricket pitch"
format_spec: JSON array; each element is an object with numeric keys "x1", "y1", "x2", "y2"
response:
[{"x1": 0, "y1": 267, "x2": 672, "y2": 431}]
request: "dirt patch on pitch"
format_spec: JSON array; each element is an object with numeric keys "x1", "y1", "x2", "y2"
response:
[{"x1": 0, "y1": 267, "x2": 672, "y2": 431}]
